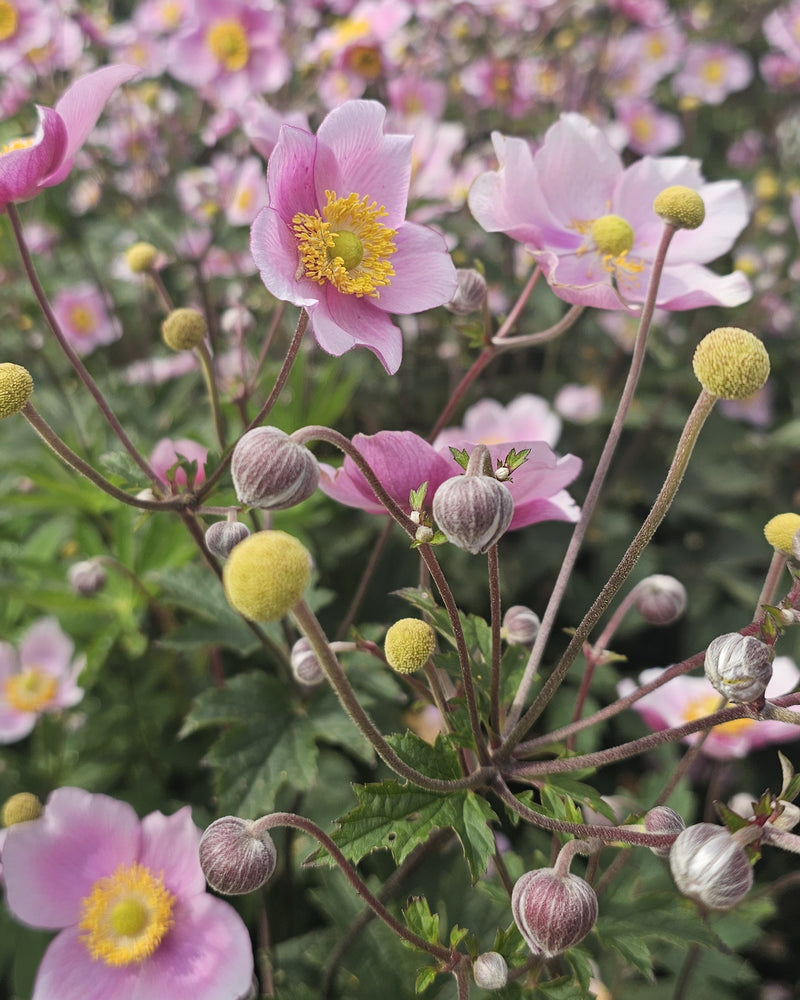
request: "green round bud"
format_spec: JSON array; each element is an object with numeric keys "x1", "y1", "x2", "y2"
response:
[
  {"x1": 0, "y1": 363, "x2": 33, "y2": 419},
  {"x1": 692, "y1": 327, "x2": 770, "y2": 400},
  {"x1": 653, "y1": 186, "x2": 706, "y2": 230},
  {"x1": 161, "y1": 308, "x2": 207, "y2": 351},
  {"x1": 384, "y1": 618, "x2": 436, "y2": 674},
  {"x1": 223, "y1": 530, "x2": 312, "y2": 621},
  {"x1": 2, "y1": 792, "x2": 43, "y2": 827},
  {"x1": 125, "y1": 241, "x2": 159, "y2": 273}
]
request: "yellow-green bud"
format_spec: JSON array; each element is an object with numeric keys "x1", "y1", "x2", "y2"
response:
[
  {"x1": 223, "y1": 530, "x2": 312, "y2": 621},
  {"x1": 384, "y1": 618, "x2": 436, "y2": 674},
  {"x1": 2, "y1": 792, "x2": 43, "y2": 827},
  {"x1": 161, "y1": 308, "x2": 207, "y2": 351},
  {"x1": 125, "y1": 241, "x2": 159, "y2": 273},
  {"x1": 764, "y1": 513, "x2": 800, "y2": 555},
  {"x1": 0, "y1": 363, "x2": 33, "y2": 419},
  {"x1": 653, "y1": 186, "x2": 706, "y2": 230},
  {"x1": 692, "y1": 327, "x2": 770, "y2": 400},
  {"x1": 590, "y1": 214, "x2": 635, "y2": 256}
]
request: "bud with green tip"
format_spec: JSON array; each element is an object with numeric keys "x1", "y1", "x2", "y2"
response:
[
  {"x1": 669, "y1": 823, "x2": 753, "y2": 910},
  {"x1": 432, "y1": 445, "x2": 514, "y2": 554},
  {"x1": 199, "y1": 816, "x2": 277, "y2": 895},
  {"x1": 472, "y1": 951, "x2": 508, "y2": 989},
  {"x1": 231, "y1": 427, "x2": 319, "y2": 510},
  {"x1": 704, "y1": 632, "x2": 774, "y2": 703}
]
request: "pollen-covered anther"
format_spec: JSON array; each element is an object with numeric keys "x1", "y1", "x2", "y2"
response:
[
  {"x1": 0, "y1": 363, "x2": 33, "y2": 419},
  {"x1": 653, "y1": 186, "x2": 706, "y2": 230},
  {"x1": 590, "y1": 214, "x2": 635, "y2": 257},
  {"x1": 384, "y1": 618, "x2": 436, "y2": 674},
  {"x1": 764, "y1": 513, "x2": 800, "y2": 555},
  {"x1": 692, "y1": 327, "x2": 770, "y2": 400},
  {"x1": 292, "y1": 190, "x2": 397, "y2": 297}
]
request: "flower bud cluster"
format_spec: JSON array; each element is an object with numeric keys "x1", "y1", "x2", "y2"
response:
[
  {"x1": 704, "y1": 632, "x2": 774, "y2": 703},
  {"x1": 199, "y1": 816, "x2": 277, "y2": 895},
  {"x1": 231, "y1": 427, "x2": 319, "y2": 510}
]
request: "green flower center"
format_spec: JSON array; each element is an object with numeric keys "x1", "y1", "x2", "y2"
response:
[{"x1": 590, "y1": 214, "x2": 635, "y2": 256}]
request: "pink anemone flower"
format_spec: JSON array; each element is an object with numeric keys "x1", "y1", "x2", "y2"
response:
[
  {"x1": 250, "y1": 99, "x2": 458, "y2": 374},
  {"x1": 0, "y1": 64, "x2": 140, "y2": 211},
  {"x1": 2, "y1": 787, "x2": 254, "y2": 1000},
  {"x1": 150, "y1": 438, "x2": 208, "y2": 489},
  {"x1": 0, "y1": 617, "x2": 84, "y2": 744},
  {"x1": 618, "y1": 657, "x2": 800, "y2": 760},
  {"x1": 468, "y1": 113, "x2": 751, "y2": 312}
]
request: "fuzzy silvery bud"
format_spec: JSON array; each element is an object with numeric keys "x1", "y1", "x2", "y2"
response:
[
  {"x1": 502, "y1": 605, "x2": 540, "y2": 646},
  {"x1": 231, "y1": 427, "x2": 319, "y2": 510},
  {"x1": 205, "y1": 520, "x2": 251, "y2": 558},
  {"x1": 669, "y1": 823, "x2": 753, "y2": 910},
  {"x1": 511, "y1": 867, "x2": 598, "y2": 957},
  {"x1": 472, "y1": 951, "x2": 508, "y2": 989},
  {"x1": 644, "y1": 806, "x2": 686, "y2": 857},
  {"x1": 199, "y1": 816, "x2": 277, "y2": 895},
  {"x1": 67, "y1": 559, "x2": 107, "y2": 596},
  {"x1": 445, "y1": 268, "x2": 487, "y2": 314},
  {"x1": 633, "y1": 575, "x2": 687, "y2": 626},
  {"x1": 704, "y1": 632, "x2": 774, "y2": 703},
  {"x1": 290, "y1": 637, "x2": 325, "y2": 686},
  {"x1": 432, "y1": 445, "x2": 514, "y2": 555}
]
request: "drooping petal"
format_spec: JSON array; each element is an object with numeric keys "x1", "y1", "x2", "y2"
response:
[
  {"x1": 3, "y1": 787, "x2": 140, "y2": 929},
  {"x1": 311, "y1": 286, "x2": 403, "y2": 373},
  {"x1": 138, "y1": 807, "x2": 206, "y2": 900},
  {"x1": 376, "y1": 221, "x2": 457, "y2": 313},
  {"x1": 250, "y1": 205, "x2": 319, "y2": 307},
  {"x1": 531, "y1": 249, "x2": 639, "y2": 310},
  {"x1": 0, "y1": 106, "x2": 68, "y2": 207}
]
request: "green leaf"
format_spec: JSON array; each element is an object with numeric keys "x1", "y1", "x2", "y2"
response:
[
  {"x1": 404, "y1": 897, "x2": 440, "y2": 945},
  {"x1": 414, "y1": 965, "x2": 438, "y2": 994},
  {"x1": 99, "y1": 450, "x2": 153, "y2": 489}
]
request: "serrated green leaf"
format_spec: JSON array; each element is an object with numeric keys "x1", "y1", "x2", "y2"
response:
[
  {"x1": 99, "y1": 450, "x2": 153, "y2": 489},
  {"x1": 414, "y1": 965, "x2": 438, "y2": 994},
  {"x1": 404, "y1": 897, "x2": 440, "y2": 945}
]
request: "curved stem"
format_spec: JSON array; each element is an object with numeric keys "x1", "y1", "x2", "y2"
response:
[
  {"x1": 491, "y1": 303, "x2": 584, "y2": 352},
  {"x1": 488, "y1": 544, "x2": 503, "y2": 740},
  {"x1": 756, "y1": 549, "x2": 788, "y2": 617},
  {"x1": 195, "y1": 340, "x2": 227, "y2": 449},
  {"x1": 504, "y1": 222, "x2": 678, "y2": 734}
]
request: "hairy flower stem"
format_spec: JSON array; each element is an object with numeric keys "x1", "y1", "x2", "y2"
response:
[
  {"x1": 195, "y1": 340, "x2": 227, "y2": 449},
  {"x1": 7, "y1": 204, "x2": 160, "y2": 488},
  {"x1": 488, "y1": 544, "x2": 503, "y2": 740},
  {"x1": 499, "y1": 385, "x2": 715, "y2": 757},
  {"x1": 756, "y1": 549, "x2": 788, "y2": 616},
  {"x1": 251, "y1": 812, "x2": 454, "y2": 963},
  {"x1": 504, "y1": 222, "x2": 678, "y2": 735},
  {"x1": 292, "y1": 598, "x2": 492, "y2": 792},
  {"x1": 491, "y1": 303, "x2": 584, "y2": 352}
]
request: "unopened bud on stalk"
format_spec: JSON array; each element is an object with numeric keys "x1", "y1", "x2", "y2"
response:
[
  {"x1": 692, "y1": 327, "x2": 770, "y2": 400},
  {"x1": 161, "y1": 308, "x2": 207, "y2": 351},
  {"x1": 764, "y1": 513, "x2": 800, "y2": 556},
  {"x1": 223, "y1": 530, "x2": 312, "y2": 621},
  {"x1": 472, "y1": 951, "x2": 508, "y2": 989},
  {"x1": 231, "y1": 427, "x2": 319, "y2": 510},
  {"x1": 205, "y1": 520, "x2": 251, "y2": 558},
  {"x1": 124, "y1": 241, "x2": 159, "y2": 273},
  {"x1": 384, "y1": 618, "x2": 436, "y2": 674},
  {"x1": 199, "y1": 816, "x2": 277, "y2": 895},
  {"x1": 669, "y1": 823, "x2": 753, "y2": 910},
  {"x1": 445, "y1": 268, "x2": 487, "y2": 314},
  {"x1": 1, "y1": 792, "x2": 43, "y2": 827},
  {"x1": 67, "y1": 559, "x2": 107, "y2": 596},
  {"x1": 704, "y1": 632, "x2": 774, "y2": 703},
  {"x1": 644, "y1": 806, "x2": 686, "y2": 857},
  {"x1": 432, "y1": 446, "x2": 514, "y2": 554},
  {"x1": 511, "y1": 865, "x2": 598, "y2": 957},
  {"x1": 0, "y1": 363, "x2": 33, "y2": 419},
  {"x1": 653, "y1": 186, "x2": 706, "y2": 230},
  {"x1": 290, "y1": 637, "x2": 325, "y2": 686},
  {"x1": 633, "y1": 575, "x2": 687, "y2": 626},
  {"x1": 502, "y1": 605, "x2": 540, "y2": 646}
]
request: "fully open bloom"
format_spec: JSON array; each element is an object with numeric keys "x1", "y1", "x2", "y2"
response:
[
  {"x1": 250, "y1": 100, "x2": 458, "y2": 373},
  {"x1": 51, "y1": 282, "x2": 120, "y2": 356},
  {"x1": 468, "y1": 113, "x2": 751, "y2": 311},
  {"x1": 0, "y1": 618, "x2": 84, "y2": 744},
  {"x1": 433, "y1": 394, "x2": 561, "y2": 451},
  {"x1": 618, "y1": 657, "x2": 800, "y2": 760},
  {"x1": 2, "y1": 787, "x2": 253, "y2": 1000},
  {"x1": 0, "y1": 64, "x2": 139, "y2": 211}
]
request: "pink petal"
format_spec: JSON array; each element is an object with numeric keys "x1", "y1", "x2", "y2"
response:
[
  {"x1": 310, "y1": 287, "x2": 403, "y2": 373},
  {"x1": 19, "y1": 618, "x2": 74, "y2": 675},
  {"x1": 531, "y1": 249, "x2": 638, "y2": 310},
  {"x1": 667, "y1": 179, "x2": 750, "y2": 264},
  {"x1": 654, "y1": 263, "x2": 752, "y2": 309},
  {"x1": 138, "y1": 807, "x2": 206, "y2": 899},
  {"x1": 31, "y1": 925, "x2": 140, "y2": 1000},
  {"x1": 250, "y1": 205, "x2": 319, "y2": 308},
  {"x1": 0, "y1": 706, "x2": 37, "y2": 744},
  {"x1": 468, "y1": 133, "x2": 550, "y2": 245},
  {"x1": 0, "y1": 640, "x2": 18, "y2": 679},
  {"x1": 3, "y1": 787, "x2": 140, "y2": 929},
  {"x1": 266, "y1": 124, "x2": 318, "y2": 224},
  {"x1": 375, "y1": 221, "x2": 457, "y2": 313},
  {"x1": 0, "y1": 106, "x2": 68, "y2": 207}
]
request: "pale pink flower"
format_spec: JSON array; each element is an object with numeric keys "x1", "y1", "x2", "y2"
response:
[
  {"x1": 433, "y1": 395, "x2": 561, "y2": 451},
  {"x1": 0, "y1": 618, "x2": 84, "y2": 744},
  {"x1": 469, "y1": 113, "x2": 751, "y2": 312},
  {"x1": 150, "y1": 438, "x2": 208, "y2": 489},
  {"x1": 51, "y1": 282, "x2": 120, "y2": 356},
  {"x1": 554, "y1": 384, "x2": 603, "y2": 424},
  {"x1": 2, "y1": 787, "x2": 253, "y2": 1000},
  {"x1": 250, "y1": 100, "x2": 457, "y2": 374},
  {"x1": 763, "y1": 1, "x2": 800, "y2": 62},
  {"x1": 225, "y1": 155, "x2": 267, "y2": 226},
  {"x1": 615, "y1": 99, "x2": 683, "y2": 155},
  {"x1": 0, "y1": 0, "x2": 51, "y2": 73},
  {"x1": 618, "y1": 657, "x2": 800, "y2": 760},
  {"x1": 238, "y1": 98, "x2": 309, "y2": 159},
  {"x1": 671, "y1": 43, "x2": 754, "y2": 106},
  {"x1": 0, "y1": 64, "x2": 140, "y2": 211}
]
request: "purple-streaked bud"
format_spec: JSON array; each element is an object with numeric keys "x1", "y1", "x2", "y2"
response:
[
  {"x1": 669, "y1": 823, "x2": 753, "y2": 910},
  {"x1": 67, "y1": 559, "x2": 107, "y2": 596},
  {"x1": 472, "y1": 951, "x2": 508, "y2": 989},
  {"x1": 502, "y1": 605, "x2": 541, "y2": 646},
  {"x1": 445, "y1": 268, "x2": 487, "y2": 315},
  {"x1": 290, "y1": 637, "x2": 325, "y2": 686},
  {"x1": 231, "y1": 427, "x2": 319, "y2": 510},
  {"x1": 199, "y1": 816, "x2": 277, "y2": 895},
  {"x1": 704, "y1": 632, "x2": 774, "y2": 703},
  {"x1": 511, "y1": 868, "x2": 598, "y2": 957},
  {"x1": 205, "y1": 520, "x2": 251, "y2": 558},
  {"x1": 633, "y1": 575, "x2": 687, "y2": 626},
  {"x1": 644, "y1": 806, "x2": 686, "y2": 857},
  {"x1": 432, "y1": 446, "x2": 514, "y2": 555}
]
